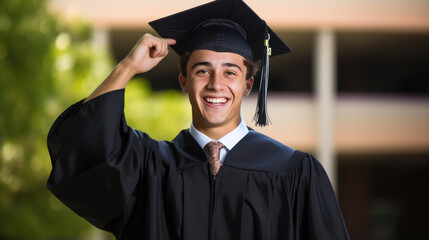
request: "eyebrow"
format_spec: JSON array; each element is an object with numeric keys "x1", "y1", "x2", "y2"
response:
[
  {"x1": 222, "y1": 62, "x2": 242, "y2": 72},
  {"x1": 191, "y1": 62, "x2": 212, "y2": 71},
  {"x1": 191, "y1": 62, "x2": 242, "y2": 72}
]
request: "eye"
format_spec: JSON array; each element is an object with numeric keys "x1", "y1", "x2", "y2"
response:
[
  {"x1": 224, "y1": 70, "x2": 237, "y2": 77},
  {"x1": 195, "y1": 69, "x2": 210, "y2": 76}
]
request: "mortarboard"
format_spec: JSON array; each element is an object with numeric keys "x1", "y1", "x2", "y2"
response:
[{"x1": 149, "y1": 0, "x2": 291, "y2": 127}]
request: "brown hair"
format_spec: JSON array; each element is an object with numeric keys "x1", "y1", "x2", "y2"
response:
[{"x1": 179, "y1": 52, "x2": 258, "y2": 80}]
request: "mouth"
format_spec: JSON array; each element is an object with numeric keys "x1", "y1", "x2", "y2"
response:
[{"x1": 203, "y1": 97, "x2": 229, "y2": 105}]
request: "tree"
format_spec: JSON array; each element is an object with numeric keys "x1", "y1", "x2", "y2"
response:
[{"x1": 0, "y1": 0, "x2": 190, "y2": 238}]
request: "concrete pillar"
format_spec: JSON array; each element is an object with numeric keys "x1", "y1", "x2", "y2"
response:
[
  {"x1": 314, "y1": 29, "x2": 337, "y2": 191},
  {"x1": 92, "y1": 27, "x2": 109, "y2": 49}
]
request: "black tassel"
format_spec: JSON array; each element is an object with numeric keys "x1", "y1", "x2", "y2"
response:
[{"x1": 253, "y1": 25, "x2": 271, "y2": 127}]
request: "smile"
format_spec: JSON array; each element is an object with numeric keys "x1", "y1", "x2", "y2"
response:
[{"x1": 203, "y1": 97, "x2": 228, "y2": 105}]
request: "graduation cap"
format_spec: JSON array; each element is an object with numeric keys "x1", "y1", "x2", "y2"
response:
[{"x1": 149, "y1": 0, "x2": 291, "y2": 127}]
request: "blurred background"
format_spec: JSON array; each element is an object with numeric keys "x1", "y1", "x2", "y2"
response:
[{"x1": 0, "y1": 0, "x2": 428, "y2": 239}]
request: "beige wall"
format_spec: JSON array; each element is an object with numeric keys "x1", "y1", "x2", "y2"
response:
[
  {"x1": 242, "y1": 95, "x2": 429, "y2": 154},
  {"x1": 49, "y1": 0, "x2": 429, "y2": 30}
]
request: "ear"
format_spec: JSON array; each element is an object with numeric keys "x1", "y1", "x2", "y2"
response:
[
  {"x1": 244, "y1": 77, "x2": 254, "y2": 96},
  {"x1": 178, "y1": 73, "x2": 188, "y2": 93}
]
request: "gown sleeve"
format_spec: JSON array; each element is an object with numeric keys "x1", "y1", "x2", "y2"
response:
[
  {"x1": 46, "y1": 89, "x2": 153, "y2": 232},
  {"x1": 290, "y1": 152, "x2": 350, "y2": 240}
]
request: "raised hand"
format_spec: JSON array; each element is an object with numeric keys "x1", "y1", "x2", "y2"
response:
[
  {"x1": 122, "y1": 33, "x2": 176, "y2": 75},
  {"x1": 84, "y1": 33, "x2": 176, "y2": 102}
]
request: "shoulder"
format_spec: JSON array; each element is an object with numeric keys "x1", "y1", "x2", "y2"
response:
[
  {"x1": 245, "y1": 130, "x2": 294, "y2": 152},
  {"x1": 226, "y1": 130, "x2": 308, "y2": 174}
]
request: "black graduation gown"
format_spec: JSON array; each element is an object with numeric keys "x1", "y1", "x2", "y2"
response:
[{"x1": 47, "y1": 89, "x2": 349, "y2": 240}]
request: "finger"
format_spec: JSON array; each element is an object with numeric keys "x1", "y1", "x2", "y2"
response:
[
  {"x1": 165, "y1": 38, "x2": 176, "y2": 46},
  {"x1": 155, "y1": 38, "x2": 170, "y2": 58},
  {"x1": 151, "y1": 42, "x2": 165, "y2": 58},
  {"x1": 160, "y1": 39, "x2": 170, "y2": 57},
  {"x1": 150, "y1": 46, "x2": 160, "y2": 58},
  {"x1": 148, "y1": 38, "x2": 164, "y2": 58}
]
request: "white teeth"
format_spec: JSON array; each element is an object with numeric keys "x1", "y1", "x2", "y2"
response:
[{"x1": 205, "y1": 97, "x2": 227, "y2": 104}]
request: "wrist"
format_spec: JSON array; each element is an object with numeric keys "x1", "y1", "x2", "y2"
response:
[{"x1": 116, "y1": 61, "x2": 137, "y2": 79}]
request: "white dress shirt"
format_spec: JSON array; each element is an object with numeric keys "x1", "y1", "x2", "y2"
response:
[{"x1": 189, "y1": 119, "x2": 249, "y2": 163}]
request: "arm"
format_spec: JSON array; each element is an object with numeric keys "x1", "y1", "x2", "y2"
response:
[
  {"x1": 47, "y1": 34, "x2": 175, "y2": 232},
  {"x1": 84, "y1": 33, "x2": 176, "y2": 102}
]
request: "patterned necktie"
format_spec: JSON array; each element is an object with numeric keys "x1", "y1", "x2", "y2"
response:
[{"x1": 206, "y1": 141, "x2": 225, "y2": 176}]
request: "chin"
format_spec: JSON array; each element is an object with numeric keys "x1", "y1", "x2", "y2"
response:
[{"x1": 203, "y1": 116, "x2": 228, "y2": 127}]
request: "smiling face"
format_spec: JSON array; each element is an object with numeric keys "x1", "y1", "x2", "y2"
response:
[{"x1": 179, "y1": 49, "x2": 254, "y2": 138}]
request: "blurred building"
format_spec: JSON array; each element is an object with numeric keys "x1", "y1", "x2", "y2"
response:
[{"x1": 50, "y1": 0, "x2": 429, "y2": 239}]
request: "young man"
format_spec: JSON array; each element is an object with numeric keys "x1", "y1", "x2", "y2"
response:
[{"x1": 47, "y1": 0, "x2": 349, "y2": 239}]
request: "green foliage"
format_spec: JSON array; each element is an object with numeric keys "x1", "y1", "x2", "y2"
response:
[
  {"x1": 0, "y1": 0, "x2": 104, "y2": 238},
  {"x1": 0, "y1": 0, "x2": 190, "y2": 239},
  {"x1": 124, "y1": 80, "x2": 191, "y2": 140}
]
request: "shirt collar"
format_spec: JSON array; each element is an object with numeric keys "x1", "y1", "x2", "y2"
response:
[{"x1": 189, "y1": 118, "x2": 249, "y2": 150}]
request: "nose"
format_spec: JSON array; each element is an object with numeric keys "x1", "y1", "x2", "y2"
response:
[{"x1": 207, "y1": 71, "x2": 224, "y2": 91}]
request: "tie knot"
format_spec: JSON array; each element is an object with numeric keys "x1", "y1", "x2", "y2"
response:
[{"x1": 206, "y1": 141, "x2": 224, "y2": 160}]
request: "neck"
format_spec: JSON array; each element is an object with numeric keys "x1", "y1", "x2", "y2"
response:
[{"x1": 193, "y1": 120, "x2": 241, "y2": 140}]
